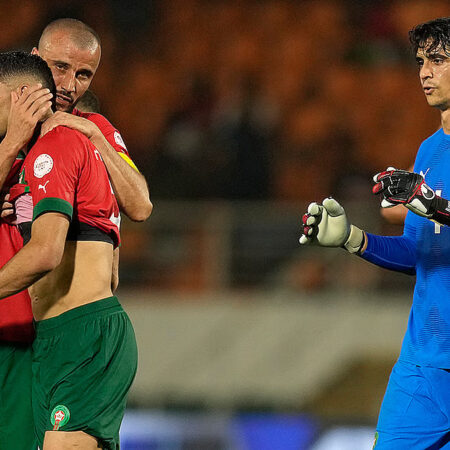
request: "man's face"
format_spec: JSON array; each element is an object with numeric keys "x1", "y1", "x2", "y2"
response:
[
  {"x1": 416, "y1": 44, "x2": 450, "y2": 110},
  {"x1": 0, "y1": 82, "x2": 11, "y2": 136},
  {"x1": 32, "y1": 31, "x2": 100, "y2": 112}
]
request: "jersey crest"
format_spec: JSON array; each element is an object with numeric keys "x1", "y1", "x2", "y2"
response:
[{"x1": 33, "y1": 154, "x2": 53, "y2": 178}]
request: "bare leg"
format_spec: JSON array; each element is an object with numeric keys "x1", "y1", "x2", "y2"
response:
[{"x1": 43, "y1": 431, "x2": 101, "y2": 449}]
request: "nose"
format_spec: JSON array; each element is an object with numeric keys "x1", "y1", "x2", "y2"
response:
[
  {"x1": 420, "y1": 60, "x2": 433, "y2": 82},
  {"x1": 60, "y1": 70, "x2": 76, "y2": 93}
]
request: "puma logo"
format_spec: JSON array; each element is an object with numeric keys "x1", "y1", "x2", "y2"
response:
[
  {"x1": 38, "y1": 180, "x2": 49, "y2": 193},
  {"x1": 421, "y1": 184, "x2": 435, "y2": 200}
]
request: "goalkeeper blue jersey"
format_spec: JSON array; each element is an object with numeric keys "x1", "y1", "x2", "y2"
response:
[{"x1": 363, "y1": 128, "x2": 450, "y2": 368}]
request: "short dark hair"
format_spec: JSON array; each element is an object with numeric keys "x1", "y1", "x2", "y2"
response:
[
  {"x1": 409, "y1": 17, "x2": 450, "y2": 56},
  {"x1": 0, "y1": 51, "x2": 56, "y2": 110},
  {"x1": 76, "y1": 89, "x2": 100, "y2": 113}
]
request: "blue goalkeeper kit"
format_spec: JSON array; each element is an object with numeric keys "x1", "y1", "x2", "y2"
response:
[
  {"x1": 364, "y1": 128, "x2": 450, "y2": 369},
  {"x1": 363, "y1": 128, "x2": 450, "y2": 448}
]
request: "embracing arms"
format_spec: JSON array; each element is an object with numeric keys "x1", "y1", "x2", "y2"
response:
[{"x1": 41, "y1": 112, "x2": 152, "y2": 222}]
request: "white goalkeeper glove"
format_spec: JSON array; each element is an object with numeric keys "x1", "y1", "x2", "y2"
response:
[{"x1": 299, "y1": 198, "x2": 365, "y2": 254}]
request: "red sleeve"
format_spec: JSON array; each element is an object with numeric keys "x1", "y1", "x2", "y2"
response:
[
  {"x1": 73, "y1": 110, "x2": 130, "y2": 156},
  {"x1": 23, "y1": 127, "x2": 84, "y2": 221}
]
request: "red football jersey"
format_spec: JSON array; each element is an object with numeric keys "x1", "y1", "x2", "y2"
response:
[
  {"x1": 23, "y1": 126, "x2": 121, "y2": 247},
  {"x1": 0, "y1": 149, "x2": 33, "y2": 343},
  {"x1": 73, "y1": 109, "x2": 130, "y2": 156},
  {"x1": 0, "y1": 222, "x2": 33, "y2": 343},
  {"x1": 0, "y1": 112, "x2": 128, "y2": 342},
  {"x1": 2, "y1": 150, "x2": 26, "y2": 191}
]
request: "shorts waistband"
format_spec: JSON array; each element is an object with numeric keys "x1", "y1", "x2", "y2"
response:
[{"x1": 34, "y1": 296, "x2": 122, "y2": 337}]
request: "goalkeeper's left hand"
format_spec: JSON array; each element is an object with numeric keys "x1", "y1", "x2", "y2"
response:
[
  {"x1": 300, "y1": 197, "x2": 365, "y2": 254},
  {"x1": 372, "y1": 167, "x2": 437, "y2": 218}
]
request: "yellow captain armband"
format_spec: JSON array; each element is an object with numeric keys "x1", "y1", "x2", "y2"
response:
[{"x1": 118, "y1": 152, "x2": 140, "y2": 173}]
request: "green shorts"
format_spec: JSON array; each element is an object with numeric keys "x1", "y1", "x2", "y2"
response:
[
  {"x1": 0, "y1": 342, "x2": 37, "y2": 450},
  {"x1": 32, "y1": 296, "x2": 138, "y2": 450}
]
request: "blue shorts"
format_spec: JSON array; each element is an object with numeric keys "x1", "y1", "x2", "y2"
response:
[{"x1": 375, "y1": 360, "x2": 450, "y2": 449}]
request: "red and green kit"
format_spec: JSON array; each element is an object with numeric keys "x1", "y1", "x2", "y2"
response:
[{"x1": 21, "y1": 125, "x2": 121, "y2": 246}]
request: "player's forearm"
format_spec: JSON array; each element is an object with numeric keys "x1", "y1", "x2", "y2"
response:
[
  {"x1": 0, "y1": 213, "x2": 68, "y2": 300},
  {"x1": 90, "y1": 134, "x2": 152, "y2": 222},
  {"x1": 359, "y1": 233, "x2": 416, "y2": 274},
  {"x1": 0, "y1": 139, "x2": 22, "y2": 191},
  {"x1": 0, "y1": 240, "x2": 53, "y2": 300}
]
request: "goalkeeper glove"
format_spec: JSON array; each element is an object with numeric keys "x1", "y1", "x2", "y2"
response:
[
  {"x1": 299, "y1": 197, "x2": 365, "y2": 254},
  {"x1": 373, "y1": 167, "x2": 450, "y2": 225}
]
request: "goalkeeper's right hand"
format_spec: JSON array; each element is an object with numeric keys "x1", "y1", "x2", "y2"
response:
[
  {"x1": 299, "y1": 197, "x2": 365, "y2": 254},
  {"x1": 373, "y1": 167, "x2": 450, "y2": 226}
]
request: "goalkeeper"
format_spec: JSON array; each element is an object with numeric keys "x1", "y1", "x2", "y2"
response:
[{"x1": 300, "y1": 17, "x2": 450, "y2": 450}]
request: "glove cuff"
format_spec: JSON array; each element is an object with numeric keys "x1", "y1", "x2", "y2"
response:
[
  {"x1": 430, "y1": 196, "x2": 450, "y2": 226},
  {"x1": 344, "y1": 225, "x2": 364, "y2": 254}
]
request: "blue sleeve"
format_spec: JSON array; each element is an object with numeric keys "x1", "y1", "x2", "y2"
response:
[{"x1": 360, "y1": 220, "x2": 417, "y2": 275}]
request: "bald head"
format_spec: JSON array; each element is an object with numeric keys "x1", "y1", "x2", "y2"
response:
[
  {"x1": 34, "y1": 18, "x2": 101, "y2": 112},
  {"x1": 38, "y1": 18, "x2": 101, "y2": 54}
]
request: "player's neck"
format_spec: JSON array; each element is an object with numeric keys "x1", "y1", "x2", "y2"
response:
[
  {"x1": 441, "y1": 109, "x2": 450, "y2": 135},
  {"x1": 26, "y1": 126, "x2": 41, "y2": 151}
]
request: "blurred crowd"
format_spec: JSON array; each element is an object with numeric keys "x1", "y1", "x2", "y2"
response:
[{"x1": 3, "y1": 0, "x2": 447, "y2": 202}]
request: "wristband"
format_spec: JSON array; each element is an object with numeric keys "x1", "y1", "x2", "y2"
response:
[
  {"x1": 431, "y1": 197, "x2": 450, "y2": 226},
  {"x1": 343, "y1": 225, "x2": 364, "y2": 254}
]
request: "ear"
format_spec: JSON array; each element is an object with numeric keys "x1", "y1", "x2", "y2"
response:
[
  {"x1": 10, "y1": 90, "x2": 19, "y2": 103},
  {"x1": 15, "y1": 85, "x2": 30, "y2": 98},
  {"x1": 31, "y1": 47, "x2": 39, "y2": 56}
]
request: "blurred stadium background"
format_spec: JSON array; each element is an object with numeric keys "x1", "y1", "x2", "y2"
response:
[{"x1": 5, "y1": 0, "x2": 450, "y2": 448}]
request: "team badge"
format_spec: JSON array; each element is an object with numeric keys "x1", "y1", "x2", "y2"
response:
[
  {"x1": 34, "y1": 154, "x2": 53, "y2": 179},
  {"x1": 114, "y1": 131, "x2": 127, "y2": 150},
  {"x1": 51, "y1": 405, "x2": 70, "y2": 430}
]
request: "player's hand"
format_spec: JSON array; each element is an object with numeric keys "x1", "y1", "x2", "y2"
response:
[
  {"x1": 299, "y1": 197, "x2": 365, "y2": 254},
  {"x1": 0, "y1": 193, "x2": 15, "y2": 223},
  {"x1": 41, "y1": 111, "x2": 99, "y2": 140},
  {"x1": 3, "y1": 84, "x2": 53, "y2": 151},
  {"x1": 373, "y1": 167, "x2": 436, "y2": 218}
]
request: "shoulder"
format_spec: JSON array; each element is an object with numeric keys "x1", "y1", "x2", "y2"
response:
[
  {"x1": 29, "y1": 126, "x2": 90, "y2": 161},
  {"x1": 420, "y1": 128, "x2": 444, "y2": 148},
  {"x1": 73, "y1": 109, "x2": 116, "y2": 133},
  {"x1": 415, "y1": 129, "x2": 443, "y2": 166},
  {"x1": 72, "y1": 109, "x2": 128, "y2": 153},
  {"x1": 39, "y1": 125, "x2": 89, "y2": 146}
]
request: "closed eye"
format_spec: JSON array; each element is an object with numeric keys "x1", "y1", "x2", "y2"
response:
[
  {"x1": 77, "y1": 70, "x2": 93, "y2": 80},
  {"x1": 52, "y1": 60, "x2": 69, "y2": 70}
]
